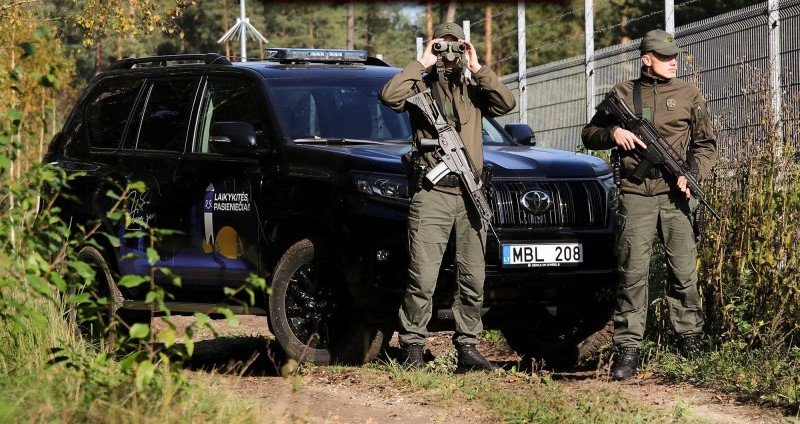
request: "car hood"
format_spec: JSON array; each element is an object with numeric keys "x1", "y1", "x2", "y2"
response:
[{"x1": 300, "y1": 143, "x2": 610, "y2": 179}]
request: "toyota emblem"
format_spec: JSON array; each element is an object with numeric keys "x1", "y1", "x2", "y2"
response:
[{"x1": 520, "y1": 190, "x2": 551, "y2": 215}]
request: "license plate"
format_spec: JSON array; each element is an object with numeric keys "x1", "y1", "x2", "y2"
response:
[{"x1": 501, "y1": 243, "x2": 583, "y2": 268}]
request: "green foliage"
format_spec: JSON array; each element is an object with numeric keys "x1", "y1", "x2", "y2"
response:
[
  {"x1": 0, "y1": 5, "x2": 266, "y2": 420},
  {"x1": 652, "y1": 345, "x2": 800, "y2": 411},
  {"x1": 698, "y1": 71, "x2": 798, "y2": 347}
]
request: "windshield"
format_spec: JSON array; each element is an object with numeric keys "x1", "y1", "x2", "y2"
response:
[
  {"x1": 269, "y1": 77, "x2": 413, "y2": 141},
  {"x1": 267, "y1": 76, "x2": 512, "y2": 146}
]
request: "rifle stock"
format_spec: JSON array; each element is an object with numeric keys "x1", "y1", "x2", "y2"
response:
[{"x1": 596, "y1": 91, "x2": 720, "y2": 220}]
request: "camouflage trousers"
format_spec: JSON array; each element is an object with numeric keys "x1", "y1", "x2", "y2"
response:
[
  {"x1": 398, "y1": 188, "x2": 487, "y2": 347},
  {"x1": 614, "y1": 192, "x2": 704, "y2": 348}
]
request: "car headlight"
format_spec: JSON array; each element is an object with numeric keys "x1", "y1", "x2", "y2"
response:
[
  {"x1": 352, "y1": 172, "x2": 409, "y2": 201},
  {"x1": 599, "y1": 174, "x2": 619, "y2": 209}
]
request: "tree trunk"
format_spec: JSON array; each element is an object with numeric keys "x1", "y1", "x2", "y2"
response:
[
  {"x1": 346, "y1": 2, "x2": 355, "y2": 49},
  {"x1": 445, "y1": 0, "x2": 456, "y2": 23},
  {"x1": 95, "y1": 39, "x2": 103, "y2": 74},
  {"x1": 365, "y1": 3, "x2": 374, "y2": 55},
  {"x1": 485, "y1": 5, "x2": 492, "y2": 65},
  {"x1": 426, "y1": 0, "x2": 433, "y2": 40},
  {"x1": 224, "y1": 0, "x2": 231, "y2": 59}
]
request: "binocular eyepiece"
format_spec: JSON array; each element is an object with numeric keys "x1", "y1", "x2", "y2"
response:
[
  {"x1": 432, "y1": 41, "x2": 466, "y2": 53},
  {"x1": 432, "y1": 41, "x2": 466, "y2": 63}
]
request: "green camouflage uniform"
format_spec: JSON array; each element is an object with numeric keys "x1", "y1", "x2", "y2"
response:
[
  {"x1": 582, "y1": 67, "x2": 717, "y2": 349},
  {"x1": 379, "y1": 54, "x2": 515, "y2": 347}
]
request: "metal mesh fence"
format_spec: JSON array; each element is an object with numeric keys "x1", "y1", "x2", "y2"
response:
[{"x1": 498, "y1": 0, "x2": 800, "y2": 158}]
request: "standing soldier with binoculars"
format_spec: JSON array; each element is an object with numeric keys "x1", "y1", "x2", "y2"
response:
[{"x1": 379, "y1": 22, "x2": 515, "y2": 372}]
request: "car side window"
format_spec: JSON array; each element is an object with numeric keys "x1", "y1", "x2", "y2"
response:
[
  {"x1": 196, "y1": 78, "x2": 268, "y2": 153},
  {"x1": 84, "y1": 79, "x2": 143, "y2": 149},
  {"x1": 482, "y1": 117, "x2": 509, "y2": 146},
  {"x1": 134, "y1": 79, "x2": 199, "y2": 152}
]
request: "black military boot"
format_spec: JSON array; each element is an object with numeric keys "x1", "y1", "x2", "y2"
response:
[
  {"x1": 611, "y1": 346, "x2": 640, "y2": 381},
  {"x1": 677, "y1": 334, "x2": 703, "y2": 358},
  {"x1": 402, "y1": 344, "x2": 425, "y2": 369},
  {"x1": 455, "y1": 344, "x2": 498, "y2": 373}
]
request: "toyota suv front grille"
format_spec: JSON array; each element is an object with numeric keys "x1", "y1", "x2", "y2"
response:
[{"x1": 490, "y1": 180, "x2": 607, "y2": 229}]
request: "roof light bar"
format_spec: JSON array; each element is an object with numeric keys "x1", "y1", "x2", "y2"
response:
[{"x1": 265, "y1": 48, "x2": 368, "y2": 63}]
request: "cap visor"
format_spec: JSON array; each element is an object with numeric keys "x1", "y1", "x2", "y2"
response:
[{"x1": 654, "y1": 45, "x2": 683, "y2": 56}]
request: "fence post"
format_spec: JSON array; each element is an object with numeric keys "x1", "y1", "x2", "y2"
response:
[
  {"x1": 768, "y1": 0, "x2": 783, "y2": 142},
  {"x1": 585, "y1": 0, "x2": 595, "y2": 125},
  {"x1": 416, "y1": 37, "x2": 423, "y2": 61},
  {"x1": 665, "y1": 0, "x2": 675, "y2": 34},
  {"x1": 463, "y1": 20, "x2": 472, "y2": 80},
  {"x1": 517, "y1": 1, "x2": 527, "y2": 125}
]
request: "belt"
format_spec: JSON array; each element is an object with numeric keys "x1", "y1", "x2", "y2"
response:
[
  {"x1": 436, "y1": 173, "x2": 461, "y2": 188},
  {"x1": 624, "y1": 165, "x2": 664, "y2": 180}
]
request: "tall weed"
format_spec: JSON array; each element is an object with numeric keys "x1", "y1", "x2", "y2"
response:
[
  {"x1": 645, "y1": 63, "x2": 800, "y2": 348},
  {"x1": 701, "y1": 65, "x2": 799, "y2": 347}
]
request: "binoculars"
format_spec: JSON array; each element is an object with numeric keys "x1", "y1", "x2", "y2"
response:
[{"x1": 432, "y1": 41, "x2": 466, "y2": 62}]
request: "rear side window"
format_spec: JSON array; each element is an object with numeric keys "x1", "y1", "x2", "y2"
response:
[
  {"x1": 134, "y1": 79, "x2": 199, "y2": 152},
  {"x1": 84, "y1": 79, "x2": 142, "y2": 149}
]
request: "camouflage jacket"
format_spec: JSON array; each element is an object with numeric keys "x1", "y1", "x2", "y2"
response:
[
  {"x1": 582, "y1": 70, "x2": 717, "y2": 196},
  {"x1": 379, "y1": 61, "x2": 515, "y2": 193}
]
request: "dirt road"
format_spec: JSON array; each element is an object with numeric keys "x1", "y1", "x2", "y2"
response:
[{"x1": 162, "y1": 316, "x2": 786, "y2": 423}]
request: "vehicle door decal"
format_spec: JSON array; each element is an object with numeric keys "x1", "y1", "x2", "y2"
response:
[
  {"x1": 203, "y1": 183, "x2": 215, "y2": 253},
  {"x1": 198, "y1": 180, "x2": 252, "y2": 260}
]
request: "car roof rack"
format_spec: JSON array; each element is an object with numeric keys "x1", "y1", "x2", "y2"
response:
[{"x1": 109, "y1": 53, "x2": 232, "y2": 70}]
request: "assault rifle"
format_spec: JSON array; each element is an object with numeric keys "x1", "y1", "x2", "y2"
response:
[
  {"x1": 404, "y1": 89, "x2": 493, "y2": 224},
  {"x1": 596, "y1": 90, "x2": 720, "y2": 220}
]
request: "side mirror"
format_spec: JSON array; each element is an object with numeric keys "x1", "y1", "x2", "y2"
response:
[
  {"x1": 210, "y1": 121, "x2": 257, "y2": 155},
  {"x1": 505, "y1": 123, "x2": 536, "y2": 146}
]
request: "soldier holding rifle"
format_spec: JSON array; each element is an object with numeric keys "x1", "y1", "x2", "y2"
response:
[
  {"x1": 379, "y1": 22, "x2": 515, "y2": 372},
  {"x1": 582, "y1": 29, "x2": 718, "y2": 380}
]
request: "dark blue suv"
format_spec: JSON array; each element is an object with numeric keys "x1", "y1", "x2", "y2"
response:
[{"x1": 47, "y1": 50, "x2": 617, "y2": 366}]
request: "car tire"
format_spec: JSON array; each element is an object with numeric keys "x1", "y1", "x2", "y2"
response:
[
  {"x1": 268, "y1": 238, "x2": 386, "y2": 365},
  {"x1": 501, "y1": 305, "x2": 613, "y2": 368},
  {"x1": 576, "y1": 319, "x2": 613, "y2": 363},
  {"x1": 66, "y1": 246, "x2": 150, "y2": 350}
]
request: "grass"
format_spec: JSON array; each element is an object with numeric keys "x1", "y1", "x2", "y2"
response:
[
  {"x1": 649, "y1": 343, "x2": 800, "y2": 413},
  {"x1": 0, "y1": 293, "x2": 261, "y2": 423},
  {"x1": 322, "y1": 358, "x2": 699, "y2": 423}
]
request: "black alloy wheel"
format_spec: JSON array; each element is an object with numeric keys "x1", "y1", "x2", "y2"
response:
[{"x1": 268, "y1": 238, "x2": 386, "y2": 365}]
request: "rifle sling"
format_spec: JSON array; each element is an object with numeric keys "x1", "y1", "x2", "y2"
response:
[{"x1": 633, "y1": 81, "x2": 643, "y2": 118}]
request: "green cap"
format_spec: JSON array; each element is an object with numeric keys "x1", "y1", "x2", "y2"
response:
[
  {"x1": 433, "y1": 22, "x2": 465, "y2": 40},
  {"x1": 639, "y1": 29, "x2": 682, "y2": 56}
]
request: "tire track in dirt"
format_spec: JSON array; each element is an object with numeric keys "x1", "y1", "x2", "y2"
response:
[{"x1": 160, "y1": 316, "x2": 787, "y2": 423}]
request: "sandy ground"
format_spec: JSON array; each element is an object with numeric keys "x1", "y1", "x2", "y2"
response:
[{"x1": 157, "y1": 316, "x2": 788, "y2": 423}]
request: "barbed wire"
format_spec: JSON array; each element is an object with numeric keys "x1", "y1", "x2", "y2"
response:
[
  {"x1": 487, "y1": 0, "x2": 617, "y2": 44},
  {"x1": 469, "y1": 6, "x2": 515, "y2": 27},
  {"x1": 490, "y1": 0, "x2": 704, "y2": 67},
  {"x1": 382, "y1": 0, "x2": 703, "y2": 68},
  {"x1": 490, "y1": 6, "x2": 583, "y2": 43}
]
